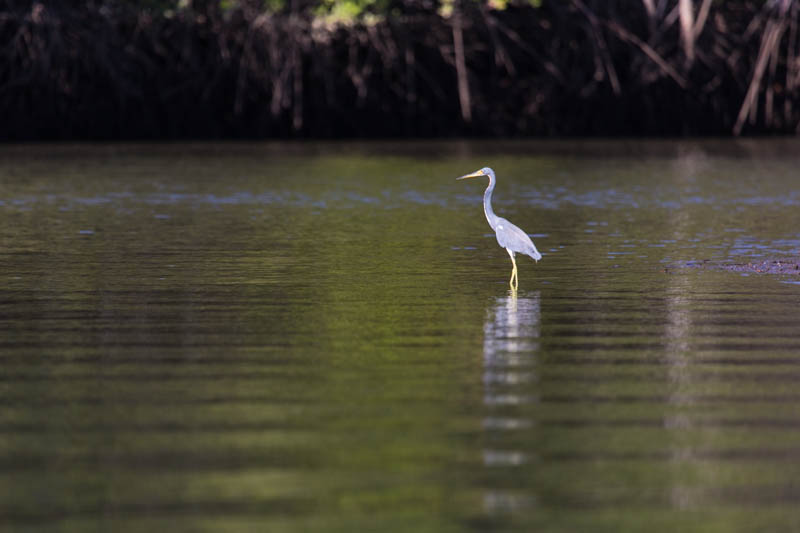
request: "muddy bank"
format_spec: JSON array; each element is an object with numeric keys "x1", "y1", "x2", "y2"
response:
[{"x1": 681, "y1": 258, "x2": 800, "y2": 276}]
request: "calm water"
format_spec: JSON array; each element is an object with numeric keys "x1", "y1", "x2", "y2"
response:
[{"x1": 2, "y1": 140, "x2": 800, "y2": 532}]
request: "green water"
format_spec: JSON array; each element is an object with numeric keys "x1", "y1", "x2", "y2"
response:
[{"x1": 2, "y1": 140, "x2": 800, "y2": 532}]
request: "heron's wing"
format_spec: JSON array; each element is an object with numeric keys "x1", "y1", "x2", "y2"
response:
[{"x1": 495, "y1": 218, "x2": 542, "y2": 261}]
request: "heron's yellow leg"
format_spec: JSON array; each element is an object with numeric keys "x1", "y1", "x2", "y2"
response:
[{"x1": 507, "y1": 249, "x2": 518, "y2": 290}]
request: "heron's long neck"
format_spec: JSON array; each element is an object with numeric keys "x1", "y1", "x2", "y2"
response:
[{"x1": 483, "y1": 174, "x2": 497, "y2": 227}]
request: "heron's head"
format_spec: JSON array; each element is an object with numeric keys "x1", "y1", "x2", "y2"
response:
[{"x1": 456, "y1": 167, "x2": 493, "y2": 180}]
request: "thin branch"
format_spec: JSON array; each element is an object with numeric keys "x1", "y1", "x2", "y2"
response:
[
  {"x1": 679, "y1": 0, "x2": 695, "y2": 63},
  {"x1": 605, "y1": 20, "x2": 688, "y2": 88},
  {"x1": 734, "y1": 16, "x2": 788, "y2": 135},
  {"x1": 692, "y1": 0, "x2": 713, "y2": 39},
  {"x1": 452, "y1": 6, "x2": 471, "y2": 123}
]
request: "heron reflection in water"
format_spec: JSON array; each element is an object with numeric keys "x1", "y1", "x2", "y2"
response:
[
  {"x1": 482, "y1": 290, "x2": 540, "y2": 495},
  {"x1": 457, "y1": 167, "x2": 541, "y2": 289}
]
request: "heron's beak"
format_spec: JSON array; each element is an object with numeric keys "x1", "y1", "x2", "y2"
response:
[{"x1": 456, "y1": 169, "x2": 485, "y2": 180}]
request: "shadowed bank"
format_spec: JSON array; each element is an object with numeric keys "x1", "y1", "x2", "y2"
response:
[{"x1": 1, "y1": 0, "x2": 799, "y2": 139}]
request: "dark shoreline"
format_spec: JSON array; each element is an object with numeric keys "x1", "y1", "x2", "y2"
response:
[{"x1": 2, "y1": 1, "x2": 798, "y2": 141}]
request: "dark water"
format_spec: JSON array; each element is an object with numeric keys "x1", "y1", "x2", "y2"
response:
[{"x1": 2, "y1": 140, "x2": 800, "y2": 532}]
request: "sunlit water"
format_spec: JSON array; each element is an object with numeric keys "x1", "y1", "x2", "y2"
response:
[{"x1": 2, "y1": 140, "x2": 800, "y2": 532}]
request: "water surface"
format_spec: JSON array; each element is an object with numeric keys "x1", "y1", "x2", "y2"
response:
[{"x1": 2, "y1": 140, "x2": 800, "y2": 532}]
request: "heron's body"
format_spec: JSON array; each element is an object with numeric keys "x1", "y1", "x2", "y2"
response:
[{"x1": 458, "y1": 167, "x2": 541, "y2": 289}]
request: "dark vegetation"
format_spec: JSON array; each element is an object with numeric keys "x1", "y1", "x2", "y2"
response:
[{"x1": 1, "y1": 0, "x2": 799, "y2": 139}]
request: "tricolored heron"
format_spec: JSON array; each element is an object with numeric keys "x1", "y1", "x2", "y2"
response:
[{"x1": 457, "y1": 167, "x2": 541, "y2": 289}]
